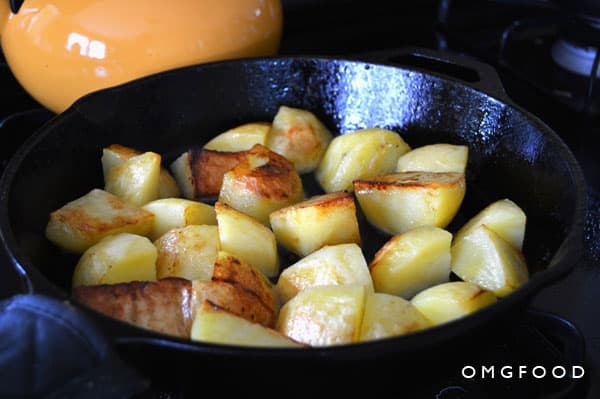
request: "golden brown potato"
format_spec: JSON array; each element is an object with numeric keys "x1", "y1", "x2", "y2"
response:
[
  {"x1": 218, "y1": 144, "x2": 304, "y2": 225},
  {"x1": 142, "y1": 198, "x2": 217, "y2": 240},
  {"x1": 411, "y1": 281, "x2": 497, "y2": 326},
  {"x1": 45, "y1": 188, "x2": 154, "y2": 253},
  {"x1": 212, "y1": 251, "x2": 279, "y2": 318},
  {"x1": 316, "y1": 128, "x2": 411, "y2": 192},
  {"x1": 395, "y1": 143, "x2": 468, "y2": 174},
  {"x1": 72, "y1": 233, "x2": 157, "y2": 288},
  {"x1": 154, "y1": 225, "x2": 220, "y2": 281},
  {"x1": 193, "y1": 280, "x2": 277, "y2": 328},
  {"x1": 369, "y1": 226, "x2": 452, "y2": 298},
  {"x1": 72, "y1": 277, "x2": 195, "y2": 338},
  {"x1": 359, "y1": 293, "x2": 431, "y2": 342},
  {"x1": 170, "y1": 147, "x2": 249, "y2": 199},
  {"x1": 354, "y1": 172, "x2": 466, "y2": 235},
  {"x1": 266, "y1": 105, "x2": 333, "y2": 173},
  {"x1": 453, "y1": 198, "x2": 526, "y2": 251},
  {"x1": 451, "y1": 224, "x2": 529, "y2": 297},
  {"x1": 276, "y1": 284, "x2": 366, "y2": 346},
  {"x1": 105, "y1": 151, "x2": 162, "y2": 206},
  {"x1": 101, "y1": 144, "x2": 180, "y2": 198},
  {"x1": 191, "y1": 301, "x2": 305, "y2": 347},
  {"x1": 215, "y1": 202, "x2": 279, "y2": 277},
  {"x1": 269, "y1": 191, "x2": 361, "y2": 257},
  {"x1": 73, "y1": 269, "x2": 279, "y2": 337},
  {"x1": 275, "y1": 243, "x2": 373, "y2": 304},
  {"x1": 204, "y1": 122, "x2": 271, "y2": 152}
]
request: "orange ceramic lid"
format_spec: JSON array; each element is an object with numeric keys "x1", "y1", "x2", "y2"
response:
[{"x1": 1, "y1": 0, "x2": 283, "y2": 113}]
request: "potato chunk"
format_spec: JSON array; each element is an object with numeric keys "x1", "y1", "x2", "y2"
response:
[
  {"x1": 451, "y1": 224, "x2": 529, "y2": 297},
  {"x1": 105, "y1": 151, "x2": 161, "y2": 206},
  {"x1": 212, "y1": 251, "x2": 279, "y2": 318},
  {"x1": 72, "y1": 277, "x2": 195, "y2": 338},
  {"x1": 218, "y1": 144, "x2": 304, "y2": 225},
  {"x1": 269, "y1": 191, "x2": 360, "y2": 257},
  {"x1": 45, "y1": 189, "x2": 154, "y2": 253},
  {"x1": 276, "y1": 243, "x2": 373, "y2": 303},
  {"x1": 369, "y1": 226, "x2": 452, "y2": 298},
  {"x1": 316, "y1": 128, "x2": 410, "y2": 192},
  {"x1": 354, "y1": 172, "x2": 466, "y2": 235},
  {"x1": 101, "y1": 144, "x2": 180, "y2": 198},
  {"x1": 142, "y1": 198, "x2": 217, "y2": 240},
  {"x1": 395, "y1": 143, "x2": 468, "y2": 173},
  {"x1": 154, "y1": 225, "x2": 219, "y2": 281},
  {"x1": 411, "y1": 281, "x2": 497, "y2": 326},
  {"x1": 266, "y1": 106, "x2": 333, "y2": 173},
  {"x1": 215, "y1": 202, "x2": 279, "y2": 277},
  {"x1": 359, "y1": 293, "x2": 430, "y2": 342},
  {"x1": 276, "y1": 285, "x2": 366, "y2": 346},
  {"x1": 191, "y1": 301, "x2": 304, "y2": 347},
  {"x1": 193, "y1": 280, "x2": 277, "y2": 328},
  {"x1": 204, "y1": 122, "x2": 271, "y2": 152},
  {"x1": 170, "y1": 148, "x2": 248, "y2": 200},
  {"x1": 72, "y1": 233, "x2": 157, "y2": 288},
  {"x1": 453, "y1": 198, "x2": 526, "y2": 251}
]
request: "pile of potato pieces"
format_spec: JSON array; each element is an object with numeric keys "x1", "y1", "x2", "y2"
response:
[{"x1": 45, "y1": 105, "x2": 530, "y2": 348}]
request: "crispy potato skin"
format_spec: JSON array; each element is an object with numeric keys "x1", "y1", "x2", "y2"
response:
[
  {"x1": 190, "y1": 148, "x2": 250, "y2": 198},
  {"x1": 72, "y1": 278, "x2": 195, "y2": 338}
]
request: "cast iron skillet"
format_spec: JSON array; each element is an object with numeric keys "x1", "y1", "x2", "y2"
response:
[{"x1": 0, "y1": 48, "x2": 586, "y2": 368}]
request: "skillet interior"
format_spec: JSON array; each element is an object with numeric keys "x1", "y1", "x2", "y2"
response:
[{"x1": 0, "y1": 57, "x2": 585, "y2": 359}]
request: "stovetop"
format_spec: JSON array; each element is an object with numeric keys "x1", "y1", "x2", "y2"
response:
[{"x1": 1, "y1": 1, "x2": 599, "y2": 398}]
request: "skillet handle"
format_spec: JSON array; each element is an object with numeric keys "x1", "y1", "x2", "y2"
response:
[{"x1": 356, "y1": 46, "x2": 509, "y2": 102}]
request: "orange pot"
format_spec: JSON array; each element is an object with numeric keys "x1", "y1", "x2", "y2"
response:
[{"x1": 0, "y1": 0, "x2": 283, "y2": 113}]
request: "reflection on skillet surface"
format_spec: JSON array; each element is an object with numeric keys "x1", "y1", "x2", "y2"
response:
[{"x1": 0, "y1": 58, "x2": 584, "y2": 355}]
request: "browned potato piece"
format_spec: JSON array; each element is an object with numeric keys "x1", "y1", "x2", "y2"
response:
[
  {"x1": 105, "y1": 151, "x2": 162, "y2": 206},
  {"x1": 72, "y1": 269, "x2": 278, "y2": 337},
  {"x1": 359, "y1": 293, "x2": 431, "y2": 342},
  {"x1": 102, "y1": 144, "x2": 180, "y2": 198},
  {"x1": 266, "y1": 105, "x2": 333, "y2": 173},
  {"x1": 191, "y1": 301, "x2": 305, "y2": 347},
  {"x1": 219, "y1": 144, "x2": 304, "y2": 225},
  {"x1": 45, "y1": 188, "x2": 154, "y2": 253},
  {"x1": 269, "y1": 192, "x2": 361, "y2": 257},
  {"x1": 72, "y1": 233, "x2": 157, "y2": 288},
  {"x1": 170, "y1": 147, "x2": 249, "y2": 199},
  {"x1": 354, "y1": 172, "x2": 466, "y2": 235},
  {"x1": 215, "y1": 202, "x2": 279, "y2": 277},
  {"x1": 276, "y1": 285, "x2": 367, "y2": 346},
  {"x1": 72, "y1": 277, "x2": 195, "y2": 338},
  {"x1": 212, "y1": 251, "x2": 279, "y2": 318},
  {"x1": 193, "y1": 280, "x2": 277, "y2": 328},
  {"x1": 154, "y1": 225, "x2": 220, "y2": 281}
]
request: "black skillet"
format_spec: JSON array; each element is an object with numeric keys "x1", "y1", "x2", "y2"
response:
[{"x1": 0, "y1": 48, "x2": 586, "y2": 380}]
